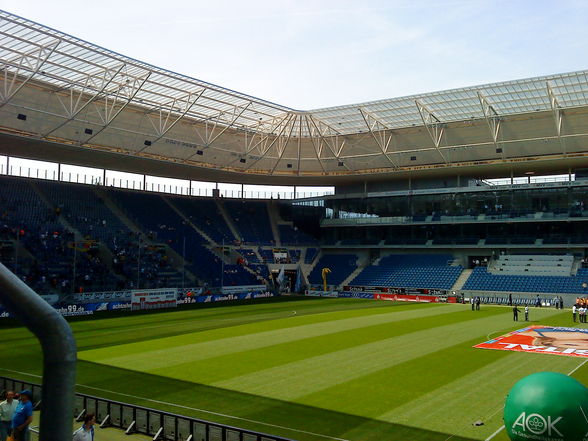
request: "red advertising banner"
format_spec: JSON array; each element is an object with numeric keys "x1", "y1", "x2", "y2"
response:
[
  {"x1": 474, "y1": 326, "x2": 588, "y2": 358},
  {"x1": 374, "y1": 293, "x2": 457, "y2": 303}
]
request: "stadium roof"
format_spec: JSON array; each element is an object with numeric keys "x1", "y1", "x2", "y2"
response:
[{"x1": 1, "y1": 10, "x2": 588, "y2": 183}]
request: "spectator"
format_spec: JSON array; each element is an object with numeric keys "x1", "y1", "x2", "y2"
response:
[
  {"x1": 0, "y1": 391, "x2": 17, "y2": 441},
  {"x1": 73, "y1": 413, "x2": 96, "y2": 441},
  {"x1": 11, "y1": 390, "x2": 33, "y2": 441}
]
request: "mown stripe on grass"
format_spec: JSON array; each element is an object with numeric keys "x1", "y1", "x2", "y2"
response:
[
  {"x1": 379, "y1": 348, "x2": 579, "y2": 440},
  {"x1": 213, "y1": 308, "x2": 563, "y2": 400},
  {"x1": 142, "y1": 308, "x2": 500, "y2": 382},
  {"x1": 79, "y1": 304, "x2": 459, "y2": 368}
]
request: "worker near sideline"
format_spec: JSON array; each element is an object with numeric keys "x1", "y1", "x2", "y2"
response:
[
  {"x1": 524, "y1": 305, "x2": 529, "y2": 321},
  {"x1": 513, "y1": 306, "x2": 520, "y2": 321},
  {"x1": 573, "y1": 304, "x2": 577, "y2": 322}
]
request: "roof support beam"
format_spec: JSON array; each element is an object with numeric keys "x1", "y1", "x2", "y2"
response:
[
  {"x1": 83, "y1": 70, "x2": 152, "y2": 145},
  {"x1": 244, "y1": 113, "x2": 292, "y2": 156},
  {"x1": 358, "y1": 107, "x2": 399, "y2": 169},
  {"x1": 138, "y1": 88, "x2": 206, "y2": 154},
  {"x1": 270, "y1": 114, "x2": 297, "y2": 174},
  {"x1": 547, "y1": 82, "x2": 566, "y2": 154},
  {"x1": 477, "y1": 91, "x2": 503, "y2": 158},
  {"x1": 306, "y1": 115, "x2": 351, "y2": 171},
  {"x1": 243, "y1": 113, "x2": 295, "y2": 170},
  {"x1": 0, "y1": 39, "x2": 60, "y2": 107},
  {"x1": 415, "y1": 100, "x2": 448, "y2": 163},
  {"x1": 43, "y1": 63, "x2": 126, "y2": 137},
  {"x1": 303, "y1": 115, "x2": 326, "y2": 173}
]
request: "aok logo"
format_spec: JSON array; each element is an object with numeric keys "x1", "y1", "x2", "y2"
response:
[{"x1": 512, "y1": 412, "x2": 563, "y2": 436}]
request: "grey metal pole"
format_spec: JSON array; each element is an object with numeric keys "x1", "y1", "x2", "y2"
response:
[
  {"x1": 0, "y1": 261, "x2": 76, "y2": 441},
  {"x1": 137, "y1": 237, "x2": 141, "y2": 289},
  {"x1": 182, "y1": 237, "x2": 186, "y2": 289}
]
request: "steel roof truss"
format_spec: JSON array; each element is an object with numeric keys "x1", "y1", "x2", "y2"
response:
[
  {"x1": 477, "y1": 91, "x2": 503, "y2": 158},
  {"x1": 303, "y1": 115, "x2": 326, "y2": 173},
  {"x1": 270, "y1": 114, "x2": 297, "y2": 174},
  {"x1": 358, "y1": 107, "x2": 399, "y2": 169},
  {"x1": 0, "y1": 38, "x2": 60, "y2": 106},
  {"x1": 415, "y1": 99, "x2": 448, "y2": 163},
  {"x1": 84, "y1": 69, "x2": 152, "y2": 144},
  {"x1": 43, "y1": 63, "x2": 125, "y2": 137},
  {"x1": 245, "y1": 113, "x2": 291, "y2": 156},
  {"x1": 547, "y1": 81, "x2": 566, "y2": 154},
  {"x1": 244, "y1": 113, "x2": 295, "y2": 170},
  {"x1": 138, "y1": 88, "x2": 206, "y2": 153}
]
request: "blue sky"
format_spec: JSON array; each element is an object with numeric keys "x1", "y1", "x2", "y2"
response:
[{"x1": 2, "y1": 0, "x2": 588, "y2": 110}]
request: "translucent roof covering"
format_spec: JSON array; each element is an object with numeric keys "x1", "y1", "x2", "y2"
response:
[{"x1": 2, "y1": 10, "x2": 588, "y2": 137}]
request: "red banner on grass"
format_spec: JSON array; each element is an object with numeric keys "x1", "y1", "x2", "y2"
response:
[{"x1": 474, "y1": 326, "x2": 588, "y2": 358}]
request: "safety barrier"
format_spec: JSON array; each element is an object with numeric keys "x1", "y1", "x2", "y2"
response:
[{"x1": 0, "y1": 376, "x2": 295, "y2": 441}]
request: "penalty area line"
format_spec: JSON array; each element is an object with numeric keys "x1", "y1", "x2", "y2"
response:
[
  {"x1": 0, "y1": 367, "x2": 349, "y2": 441},
  {"x1": 484, "y1": 356, "x2": 588, "y2": 441}
]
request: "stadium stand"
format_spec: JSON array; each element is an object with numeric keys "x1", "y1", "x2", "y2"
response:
[
  {"x1": 237, "y1": 248, "x2": 260, "y2": 263},
  {"x1": 350, "y1": 254, "x2": 462, "y2": 290},
  {"x1": 463, "y1": 266, "x2": 588, "y2": 294},
  {"x1": 258, "y1": 248, "x2": 274, "y2": 262},
  {"x1": 169, "y1": 196, "x2": 234, "y2": 244},
  {"x1": 308, "y1": 254, "x2": 358, "y2": 286},
  {"x1": 305, "y1": 247, "x2": 318, "y2": 264},
  {"x1": 224, "y1": 200, "x2": 274, "y2": 245},
  {"x1": 278, "y1": 224, "x2": 318, "y2": 245}
]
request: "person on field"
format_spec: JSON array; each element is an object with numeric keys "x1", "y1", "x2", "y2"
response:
[
  {"x1": 524, "y1": 305, "x2": 529, "y2": 321},
  {"x1": 470, "y1": 297, "x2": 475, "y2": 311},
  {"x1": 11, "y1": 390, "x2": 32, "y2": 441},
  {"x1": 513, "y1": 306, "x2": 520, "y2": 321},
  {"x1": 475, "y1": 296, "x2": 480, "y2": 310},
  {"x1": 73, "y1": 413, "x2": 96, "y2": 441},
  {"x1": 0, "y1": 391, "x2": 17, "y2": 441},
  {"x1": 573, "y1": 304, "x2": 577, "y2": 322}
]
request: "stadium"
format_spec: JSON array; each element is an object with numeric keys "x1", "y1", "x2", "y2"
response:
[{"x1": 0, "y1": 8, "x2": 588, "y2": 441}]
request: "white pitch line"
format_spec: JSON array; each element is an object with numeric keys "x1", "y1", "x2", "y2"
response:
[
  {"x1": 0, "y1": 368, "x2": 349, "y2": 441},
  {"x1": 567, "y1": 357, "x2": 588, "y2": 376},
  {"x1": 484, "y1": 424, "x2": 505, "y2": 441},
  {"x1": 484, "y1": 356, "x2": 588, "y2": 441}
]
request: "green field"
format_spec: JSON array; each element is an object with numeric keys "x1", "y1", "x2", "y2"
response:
[{"x1": 1, "y1": 297, "x2": 586, "y2": 441}]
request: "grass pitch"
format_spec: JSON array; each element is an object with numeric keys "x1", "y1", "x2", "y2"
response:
[{"x1": 1, "y1": 297, "x2": 586, "y2": 441}]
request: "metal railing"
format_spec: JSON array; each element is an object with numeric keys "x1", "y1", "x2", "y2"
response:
[{"x1": 0, "y1": 376, "x2": 295, "y2": 441}]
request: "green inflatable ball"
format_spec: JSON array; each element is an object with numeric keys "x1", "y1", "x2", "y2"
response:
[{"x1": 504, "y1": 371, "x2": 588, "y2": 441}]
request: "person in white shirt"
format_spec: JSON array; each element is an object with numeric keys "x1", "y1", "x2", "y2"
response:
[
  {"x1": 0, "y1": 391, "x2": 17, "y2": 441},
  {"x1": 573, "y1": 304, "x2": 577, "y2": 322},
  {"x1": 73, "y1": 413, "x2": 95, "y2": 441},
  {"x1": 524, "y1": 306, "x2": 529, "y2": 321}
]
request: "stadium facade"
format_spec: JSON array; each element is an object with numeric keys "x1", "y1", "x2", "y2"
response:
[{"x1": 1, "y1": 10, "x2": 588, "y2": 302}]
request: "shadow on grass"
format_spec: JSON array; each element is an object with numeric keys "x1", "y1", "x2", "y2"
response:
[{"x1": 76, "y1": 361, "x2": 475, "y2": 441}]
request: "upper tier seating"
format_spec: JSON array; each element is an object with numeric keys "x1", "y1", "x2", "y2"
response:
[
  {"x1": 38, "y1": 181, "x2": 131, "y2": 248},
  {"x1": 305, "y1": 247, "x2": 318, "y2": 264},
  {"x1": 224, "y1": 201, "x2": 274, "y2": 245},
  {"x1": 278, "y1": 225, "x2": 318, "y2": 245},
  {"x1": 463, "y1": 266, "x2": 588, "y2": 294},
  {"x1": 308, "y1": 254, "x2": 358, "y2": 286},
  {"x1": 110, "y1": 190, "x2": 220, "y2": 283},
  {"x1": 169, "y1": 196, "x2": 234, "y2": 244},
  {"x1": 350, "y1": 254, "x2": 462, "y2": 289},
  {"x1": 490, "y1": 254, "x2": 574, "y2": 277}
]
